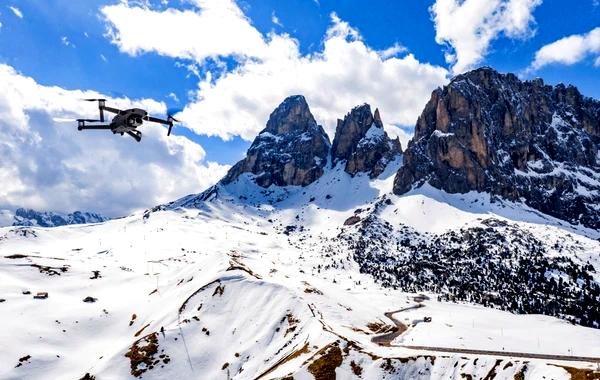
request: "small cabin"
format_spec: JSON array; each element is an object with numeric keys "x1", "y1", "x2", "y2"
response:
[{"x1": 33, "y1": 292, "x2": 48, "y2": 299}]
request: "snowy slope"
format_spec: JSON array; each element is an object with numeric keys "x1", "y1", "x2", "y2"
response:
[{"x1": 1, "y1": 162, "x2": 599, "y2": 380}]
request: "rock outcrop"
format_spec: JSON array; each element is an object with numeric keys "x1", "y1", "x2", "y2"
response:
[
  {"x1": 222, "y1": 95, "x2": 330, "y2": 187},
  {"x1": 331, "y1": 104, "x2": 401, "y2": 178},
  {"x1": 394, "y1": 67, "x2": 600, "y2": 229}
]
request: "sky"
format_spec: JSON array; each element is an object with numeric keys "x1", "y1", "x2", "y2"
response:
[{"x1": 0, "y1": 0, "x2": 598, "y2": 217}]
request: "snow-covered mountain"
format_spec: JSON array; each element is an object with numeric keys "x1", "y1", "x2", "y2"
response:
[
  {"x1": 6, "y1": 208, "x2": 108, "y2": 227},
  {"x1": 1, "y1": 69, "x2": 599, "y2": 380}
]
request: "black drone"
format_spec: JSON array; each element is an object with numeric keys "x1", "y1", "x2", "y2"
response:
[{"x1": 76, "y1": 99, "x2": 178, "y2": 142}]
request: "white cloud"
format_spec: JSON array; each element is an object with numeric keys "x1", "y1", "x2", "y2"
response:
[
  {"x1": 384, "y1": 125, "x2": 413, "y2": 150},
  {"x1": 61, "y1": 36, "x2": 75, "y2": 48},
  {"x1": 9, "y1": 6, "x2": 23, "y2": 19},
  {"x1": 101, "y1": 0, "x2": 270, "y2": 62},
  {"x1": 378, "y1": 42, "x2": 408, "y2": 59},
  {"x1": 103, "y1": 3, "x2": 448, "y2": 142},
  {"x1": 0, "y1": 64, "x2": 228, "y2": 217},
  {"x1": 431, "y1": 0, "x2": 542, "y2": 74},
  {"x1": 271, "y1": 11, "x2": 282, "y2": 27},
  {"x1": 180, "y1": 14, "x2": 448, "y2": 141},
  {"x1": 168, "y1": 92, "x2": 180, "y2": 102},
  {"x1": 530, "y1": 27, "x2": 600, "y2": 70}
]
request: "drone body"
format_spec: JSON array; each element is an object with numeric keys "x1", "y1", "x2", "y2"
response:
[{"x1": 77, "y1": 99, "x2": 177, "y2": 142}]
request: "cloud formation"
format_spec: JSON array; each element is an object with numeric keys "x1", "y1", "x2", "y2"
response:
[
  {"x1": 0, "y1": 65, "x2": 228, "y2": 217},
  {"x1": 101, "y1": 0, "x2": 268, "y2": 62},
  {"x1": 102, "y1": 1, "x2": 449, "y2": 146},
  {"x1": 9, "y1": 6, "x2": 23, "y2": 19},
  {"x1": 431, "y1": 0, "x2": 542, "y2": 74},
  {"x1": 530, "y1": 27, "x2": 600, "y2": 70}
]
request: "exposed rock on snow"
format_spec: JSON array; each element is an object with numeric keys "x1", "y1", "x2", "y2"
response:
[
  {"x1": 394, "y1": 67, "x2": 600, "y2": 229},
  {"x1": 222, "y1": 95, "x2": 331, "y2": 187},
  {"x1": 331, "y1": 104, "x2": 402, "y2": 178}
]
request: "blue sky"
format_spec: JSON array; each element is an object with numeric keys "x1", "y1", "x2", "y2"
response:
[{"x1": 0, "y1": 0, "x2": 599, "y2": 216}]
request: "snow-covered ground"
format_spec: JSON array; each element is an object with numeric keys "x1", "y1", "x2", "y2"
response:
[{"x1": 1, "y1": 163, "x2": 599, "y2": 379}]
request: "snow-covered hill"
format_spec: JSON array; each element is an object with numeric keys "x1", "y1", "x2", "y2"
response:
[{"x1": 1, "y1": 162, "x2": 599, "y2": 380}]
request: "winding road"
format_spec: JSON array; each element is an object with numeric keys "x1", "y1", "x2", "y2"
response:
[
  {"x1": 371, "y1": 303, "x2": 600, "y2": 363},
  {"x1": 370, "y1": 304, "x2": 423, "y2": 346}
]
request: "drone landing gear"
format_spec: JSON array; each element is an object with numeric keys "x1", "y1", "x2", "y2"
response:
[{"x1": 126, "y1": 130, "x2": 142, "y2": 142}]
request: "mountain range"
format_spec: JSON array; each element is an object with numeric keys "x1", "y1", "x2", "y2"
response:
[
  {"x1": 8, "y1": 208, "x2": 108, "y2": 227},
  {"x1": 1, "y1": 67, "x2": 599, "y2": 380}
]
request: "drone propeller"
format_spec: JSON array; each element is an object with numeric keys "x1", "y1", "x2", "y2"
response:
[
  {"x1": 166, "y1": 108, "x2": 181, "y2": 136},
  {"x1": 76, "y1": 118, "x2": 102, "y2": 122},
  {"x1": 53, "y1": 117, "x2": 78, "y2": 123},
  {"x1": 82, "y1": 98, "x2": 106, "y2": 102}
]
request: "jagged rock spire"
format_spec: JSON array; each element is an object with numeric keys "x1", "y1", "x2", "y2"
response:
[
  {"x1": 331, "y1": 104, "x2": 401, "y2": 178},
  {"x1": 222, "y1": 95, "x2": 330, "y2": 187}
]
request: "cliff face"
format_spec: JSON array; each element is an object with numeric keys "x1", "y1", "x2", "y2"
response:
[
  {"x1": 394, "y1": 67, "x2": 600, "y2": 229},
  {"x1": 331, "y1": 104, "x2": 401, "y2": 178},
  {"x1": 222, "y1": 96, "x2": 401, "y2": 188},
  {"x1": 222, "y1": 95, "x2": 331, "y2": 187}
]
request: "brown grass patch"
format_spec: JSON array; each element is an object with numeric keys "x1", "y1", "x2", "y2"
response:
[
  {"x1": 134, "y1": 323, "x2": 150, "y2": 337},
  {"x1": 483, "y1": 359, "x2": 502, "y2": 380},
  {"x1": 514, "y1": 364, "x2": 527, "y2": 380},
  {"x1": 366, "y1": 321, "x2": 394, "y2": 334},
  {"x1": 304, "y1": 287, "x2": 323, "y2": 295},
  {"x1": 559, "y1": 366, "x2": 600, "y2": 380},
  {"x1": 124, "y1": 332, "x2": 170, "y2": 377},
  {"x1": 350, "y1": 360, "x2": 363, "y2": 376}
]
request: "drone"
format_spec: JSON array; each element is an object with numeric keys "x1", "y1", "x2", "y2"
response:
[{"x1": 76, "y1": 99, "x2": 178, "y2": 142}]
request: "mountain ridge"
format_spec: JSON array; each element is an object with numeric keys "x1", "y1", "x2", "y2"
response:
[{"x1": 0, "y1": 208, "x2": 108, "y2": 227}]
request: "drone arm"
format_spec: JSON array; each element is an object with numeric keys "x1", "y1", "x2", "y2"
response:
[
  {"x1": 144, "y1": 115, "x2": 170, "y2": 125},
  {"x1": 144, "y1": 115, "x2": 177, "y2": 136},
  {"x1": 102, "y1": 105, "x2": 121, "y2": 114},
  {"x1": 78, "y1": 124, "x2": 112, "y2": 130}
]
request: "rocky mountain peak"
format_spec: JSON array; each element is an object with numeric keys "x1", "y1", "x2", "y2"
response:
[
  {"x1": 331, "y1": 104, "x2": 402, "y2": 178},
  {"x1": 394, "y1": 67, "x2": 600, "y2": 229},
  {"x1": 222, "y1": 95, "x2": 330, "y2": 187},
  {"x1": 264, "y1": 95, "x2": 316, "y2": 135}
]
